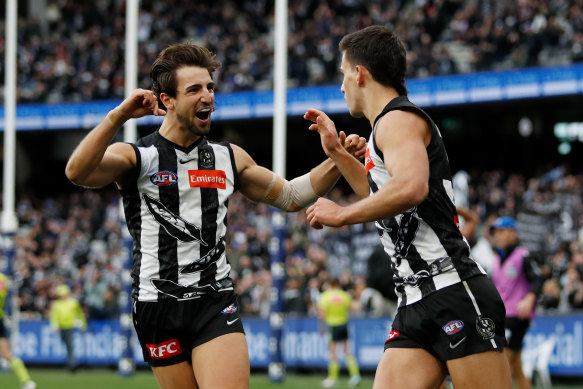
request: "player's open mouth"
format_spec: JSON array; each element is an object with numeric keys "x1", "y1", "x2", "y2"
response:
[{"x1": 195, "y1": 108, "x2": 211, "y2": 121}]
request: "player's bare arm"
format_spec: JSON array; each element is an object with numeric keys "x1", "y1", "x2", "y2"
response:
[
  {"x1": 456, "y1": 206, "x2": 479, "y2": 240},
  {"x1": 65, "y1": 89, "x2": 166, "y2": 189},
  {"x1": 306, "y1": 110, "x2": 430, "y2": 228},
  {"x1": 305, "y1": 108, "x2": 369, "y2": 198},
  {"x1": 233, "y1": 137, "x2": 365, "y2": 212}
]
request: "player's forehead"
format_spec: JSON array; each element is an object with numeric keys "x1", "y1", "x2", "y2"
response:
[
  {"x1": 175, "y1": 66, "x2": 213, "y2": 88},
  {"x1": 340, "y1": 52, "x2": 350, "y2": 71}
]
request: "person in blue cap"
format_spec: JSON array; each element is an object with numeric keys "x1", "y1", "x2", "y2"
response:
[{"x1": 490, "y1": 216, "x2": 543, "y2": 389}]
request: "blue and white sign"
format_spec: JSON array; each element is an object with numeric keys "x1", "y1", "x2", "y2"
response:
[{"x1": 9, "y1": 314, "x2": 583, "y2": 376}]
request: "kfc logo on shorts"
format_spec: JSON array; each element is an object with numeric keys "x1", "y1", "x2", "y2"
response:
[
  {"x1": 443, "y1": 320, "x2": 464, "y2": 335},
  {"x1": 188, "y1": 170, "x2": 226, "y2": 189},
  {"x1": 146, "y1": 339, "x2": 182, "y2": 359},
  {"x1": 385, "y1": 330, "x2": 400, "y2": 343}
]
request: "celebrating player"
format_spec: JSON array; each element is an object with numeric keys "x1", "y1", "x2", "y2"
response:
[
  {"x1": 65, "y1": 43, "x2": 365, "y2": 389},
  {"x1": 305, "y1": 25, "x2": 512, "y2": 389}
]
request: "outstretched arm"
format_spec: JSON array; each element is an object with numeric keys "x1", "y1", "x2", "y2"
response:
[
  {"x1": 306, "y1": 110, "x2": 430, "y2": 228},
  {"x1": 234, "y1": 134, "x2": 364, "y2": 212},
  {"x1": 305, "y1": 108, "x2": 370, "y2": 198},
  {"x1": 65, "y1": 89, "x2": 166, "y2": 189}
]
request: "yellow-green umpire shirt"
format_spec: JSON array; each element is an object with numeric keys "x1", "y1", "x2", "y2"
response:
[
  {"x1": 50, "y1": 297, "x2": 87, "y2": 331},
  {"x1": 318, "y1": 288, "x2": 352, "y2": 327}
]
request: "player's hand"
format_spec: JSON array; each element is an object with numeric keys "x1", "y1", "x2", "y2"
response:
[
  {"x1": 516, "y1": 294, "x2": 536, "y2": 319},
  {"x1": 343, "y1": 133, "x2": 367, "y2": 160},
  {"x1": 306, "y1": 197, "x2": 345, "y2": 229},
  {"x1": 111, "y1": 89, "x2": 166, "y2": 125},
  {"x1": 304, "y1": 108, "x2": 342, "y2": 157}
]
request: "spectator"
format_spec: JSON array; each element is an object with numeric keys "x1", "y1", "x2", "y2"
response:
[
  {"x1": 4, "y1": 0, "x2": 581, "y2": 103},
  {"x1": 351, "y1": 275, "x2": 393, "y2": 318},
  {"x1": 491, "y1": 216, "x2": 543, "y2": 389},
  {"x1": 565, "y1": 264, "x2": 583, "y2": 309}
]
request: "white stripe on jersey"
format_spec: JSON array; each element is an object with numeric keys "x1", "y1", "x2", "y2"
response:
[
  {"x1": 137, "y1": 145, "x2": 162, "y2": 301},
  {"x1": 411, "y1": 222, "x2": 450, "y2": 259}
]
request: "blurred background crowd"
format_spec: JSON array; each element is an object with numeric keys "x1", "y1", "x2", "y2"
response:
[
  {"x1": 3, "y1": 0, "x2": 583, "y2": 103},
  {"x1": 1, "y1": 0, "x2": 583, "y2": 322},
  {"x1": 7, "y1": 165, "x2": 583, "y2": 321}
]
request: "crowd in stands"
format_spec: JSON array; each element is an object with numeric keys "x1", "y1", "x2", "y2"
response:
[
  {"x1": 3, "y1": 164, "x2": 583, "y2": 321},
  {"x1": 4, "y1": 0, "x2": 583, "y2": 103}
]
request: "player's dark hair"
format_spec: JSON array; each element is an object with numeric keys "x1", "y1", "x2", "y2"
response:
[
  {"x1": 150, "y1": 43, "x2": 221, "y2": 106},
  {"x1": 339, "y1": 25, "x2": 407, "y2": 96}
]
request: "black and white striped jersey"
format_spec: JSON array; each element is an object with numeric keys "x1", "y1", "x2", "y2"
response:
[
  {"x1": 121, "y1": 132, "x2": 238, "y2": 302},
  {"x1": 365, "y1": 96, "x2": 485, "y2": 307}
]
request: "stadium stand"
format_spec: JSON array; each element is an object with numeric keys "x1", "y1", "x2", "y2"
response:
[
  {"x1": 2, "y1": 0, "x2": 583, "y2": 103},
  {"x1": 2, "y1": 1, "x2": 583, "y2": 380},
  {"x1": 8, "y1": 166, "x2": 583, "y2": 321}
]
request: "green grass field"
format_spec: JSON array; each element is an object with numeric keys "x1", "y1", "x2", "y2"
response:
[{"x1": 0, "y1": 369, "x2": 580, "y2": 388}]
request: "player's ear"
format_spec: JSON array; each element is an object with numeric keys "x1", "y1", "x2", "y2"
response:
[
  {"x1": 160, "y1": 93, "x2": 174, "y2": 110},
  {"x1": 355, "y1": 65, "x2": 366, "y2": 87}
]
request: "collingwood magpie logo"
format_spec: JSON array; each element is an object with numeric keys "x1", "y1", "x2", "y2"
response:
[
  {"x1": 476, "y1": 315, "x2": 496, "y2": 340},
  {"x1": 143, "y1": 194, "x2": 207, "y2": 245},
  {"x1": 199, "y1": 149, "x2": 214, "y2": 168}
]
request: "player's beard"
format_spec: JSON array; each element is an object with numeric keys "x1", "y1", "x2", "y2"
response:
[{"x1": 176, "y1": 110, "x2": 211, "y2": 137}]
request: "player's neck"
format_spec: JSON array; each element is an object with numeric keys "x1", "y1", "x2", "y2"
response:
[
  {"x1": 364, "y1": 86, "x2": 400, "y2": 127},
  {"x1": 159, "y1": 119, "x2": 202, "y2": 148}
]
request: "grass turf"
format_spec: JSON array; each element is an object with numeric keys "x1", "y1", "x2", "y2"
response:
[{"x1": 0, "y1": 368, "x2": 580, "y2": 388}]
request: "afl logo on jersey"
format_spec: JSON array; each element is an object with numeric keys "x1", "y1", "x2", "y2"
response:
[{"x1": 151, "y1": 171, "x2": 178, "y2": 186}]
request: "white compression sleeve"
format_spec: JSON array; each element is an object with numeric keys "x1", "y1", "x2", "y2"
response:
[{"x1": 269, "y1": 172, "x2": 318, "y2": 210}]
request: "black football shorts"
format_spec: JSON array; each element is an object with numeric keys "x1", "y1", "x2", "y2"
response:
[
  {"x1": 133, "y1": 290, "x2": 245, "y2": 367},
  {"x1": 504, "y1": 316, "x2": 531, "y2": 351},
  {"x1": 385, "y1": 275, "x2": 507, "y2": 361},
  {"x1": 329, "y1": 323, "x2": 349, "y2": 342}
]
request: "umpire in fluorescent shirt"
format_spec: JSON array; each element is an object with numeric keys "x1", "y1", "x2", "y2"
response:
[
  {"x1": 50, "y1": 284, "x2": 87, "y2": 372},
  {"x1": 318, "y1": 278, "x2": 361, "y2": 388},
  {"x1": 0, "y1": 272, "x2": 36, "y2": 389}
]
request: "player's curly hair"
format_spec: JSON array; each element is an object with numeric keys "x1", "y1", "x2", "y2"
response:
[
  {"x1": 339, "y1": 25, "x2": 407, "y2": 96},
  {"x1": 150, "y1": 43, "x2": 221, "y2": 107}
]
